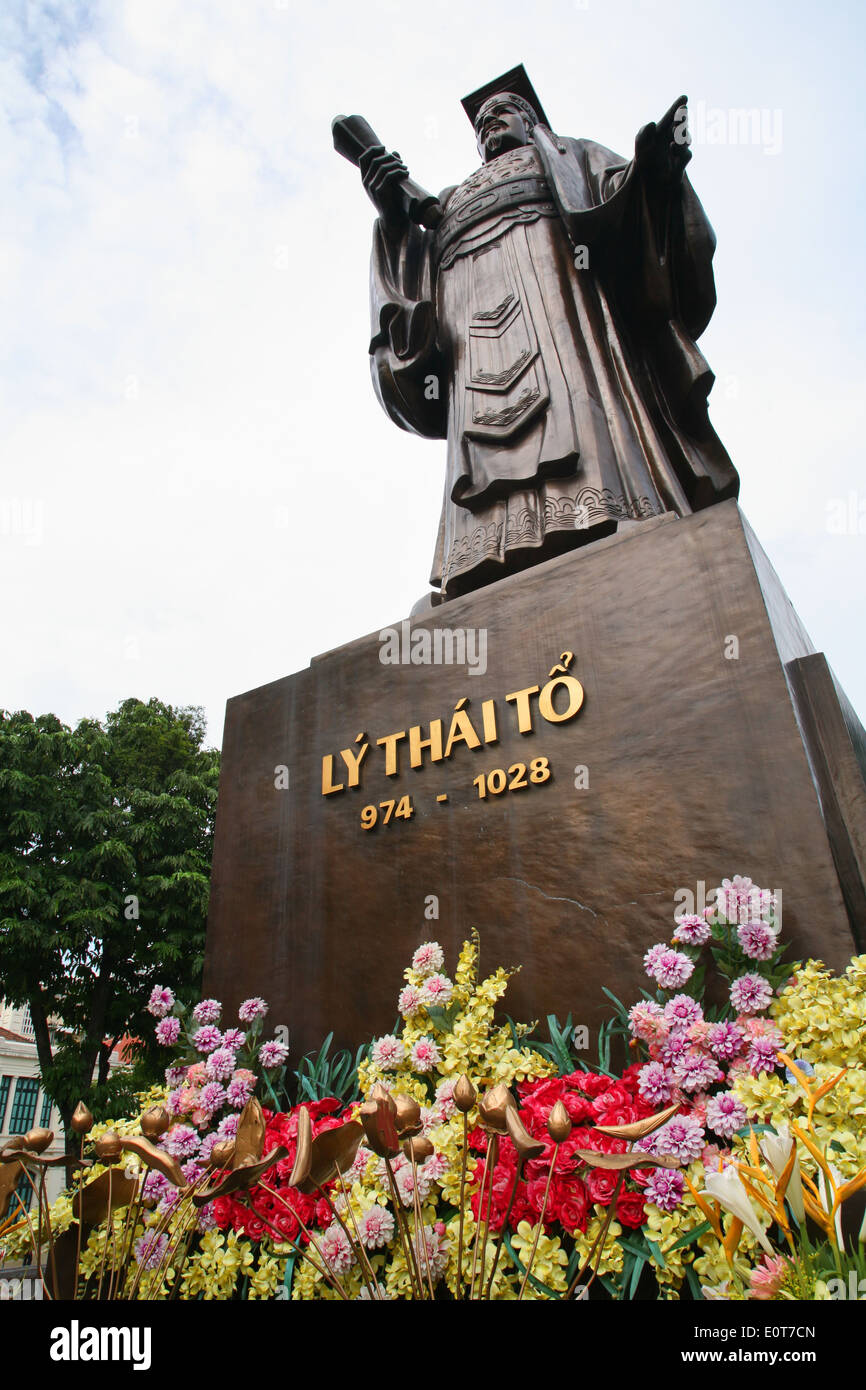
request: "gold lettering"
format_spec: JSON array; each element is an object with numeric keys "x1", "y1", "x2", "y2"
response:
[
  {"x1": 321, "y1": 754, "x2": 344, "y2": 796},
  {"x1": 443, "y1": 704, "x2": 482, "y2": 759},
  {"x1": 538, "y1": 676, "x2": 584, "y2": 723},
  {"x1": 377, "y1": 730, "x2": 406, "y2": 776},
  {"x1": 481, "y1": 698, "x2": 498, "y2": 744},
  {"x1": 408, "y1": 719, "x2": 444, "y2": 769},
  {"x1": 340, "y1": 742, "x2": 369, "y2": 787},
  {"x1": 505, "y1": 685, "x2": 540, "y2": 734}
]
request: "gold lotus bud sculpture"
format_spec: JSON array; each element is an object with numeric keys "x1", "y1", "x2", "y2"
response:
[
  {"x1": 71, "y1": 1102, "x2": 95, "y2": 1135},
  {"x1": 94, "y1": 1131, "x2": 123, "y2": 1164},
  {"x1": 453, "y1": 1075, "x2": 476, "y2": 1114},
  {"x1": 477, "y1": 1083, "x2": 517, "y2": 1135},
  {"x1": 403, "y1": 1135, "x2": 434, "y2": 1164},
  {"x1": 394, "y1": 1094, "x2": 422, "y2": 1139},
  {"x1": 140, "y1": 1104, "x2": 171, "y2": 1140},
  {"x1": 547, "y1": 1100, "x2": 572, "y2": 1144}
]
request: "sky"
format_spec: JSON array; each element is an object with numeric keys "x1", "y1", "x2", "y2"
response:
[{"x1": 2, "y1": 0, "x2": 865, "y2": 747}]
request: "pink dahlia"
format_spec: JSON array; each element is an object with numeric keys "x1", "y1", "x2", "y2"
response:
[
  {"x1": 192, "y1": 1025, "x2": 222, "y2": 1054},
  {"x1": 360, "y1": 1205, "x2": 396, "y2": 1250},
  {"x1": 643, "y1": 1168, "x2": 685, "y2": 1212},
  {"x1": 155, "y1": 1017, "x2": 180, "y2": 1046},
  {"x1": 421, "y1": 973, "x2": 453, "y2": 1006},
  {"x1": 730, "y1": 974, "x2": 773, "y2": 1015},
  {"x1": 206, "y1": 1047, "x2": 237, "y2": 1082},
  {"x1": 371, "y1": 1034, "x2": 405, "y2": 1070},
  {"x1": 664, "y1": 994, "x2": 704, "y2": 1032},
  {"x1": 652, "y1": 949, "x2": 695, "y2": 990},
  {"x1": 147, "y1": 986, "x2": 175, "y2": 1019},
  {"x1": 411, "y1": 942, "x2": 445, "y2": 978},
  {"x1": 746, "y1": 1037, "x2": 780, "y2": 1076},
  {"x1": 398, "y1": 984, "x2": 423, "y2": 1017},
  {"x1": 673, "y1": 1049, "x2": 723, "y2": 1094},
  {"x1": 238, "y1": 997, "x2": 268, "y2": 1024},
  {"x1": 708, "y1": 1020, "x2": 745, "y2": 1061},
  {"x1": 628, "y1": 1000, "x2": 667, "y2": 1044},
  {"x1": 706, "y1": 1091, "x2": 748, "y2": 1138},
  {"x1": 673, "y1": 914, "x2": 711, "y2": 946},
  {"x1": 410, "y1": 1036, "x2": 442, "y2": 1072},
  {"x1": 638, "y1": 1061, "x2": 674, "y2": 1106},
  {"x1": 737, "y1": 921, "x2": 776, "y2": 962},
  {"x1": 259, "y1": 1039, "x2": 289, "y2": 1069},
  {"x1": 645, "y1": 1114, "x2": 705, "y2": 1163},
  {"x1": 192, "y1": 999, "x2": 221, "y2": 1025}
]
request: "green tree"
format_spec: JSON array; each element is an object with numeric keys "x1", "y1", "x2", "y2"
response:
[{"x1": 0, "y1": 698, "x2": 220, "y2": 1146}]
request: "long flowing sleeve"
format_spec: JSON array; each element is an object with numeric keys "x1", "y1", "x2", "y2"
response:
[
  {"x1": 534, "y1": 129, "x2": 738, "y2": 506},
  {"x1": 368, "y1": 217, "x2": 447, "y2": 439}
]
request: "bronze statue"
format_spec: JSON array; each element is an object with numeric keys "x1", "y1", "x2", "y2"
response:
[{"x1": 334, "y1": 66, "x2": 738, "y2": 599}]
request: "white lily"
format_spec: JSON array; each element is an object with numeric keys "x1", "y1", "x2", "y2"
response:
[
  {"x1": 759, "y1": 1126, "x2": 805, "y2": 1224},
  {"x1": 704, "y1": 1166, "x2": 775, "y2": 1256},
  {"x1": 817, "y1": 1163, "x2": 845, "y2": 1248}
]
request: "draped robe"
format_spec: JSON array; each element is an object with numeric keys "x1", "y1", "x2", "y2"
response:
[{"x1": 369, "y1": 127, "x2": 738, "y2": 597}]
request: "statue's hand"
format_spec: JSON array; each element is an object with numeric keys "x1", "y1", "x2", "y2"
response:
[
  {"x1": 360, "y1": 144, "x2": 410, "y2": 229},
  {"x1": 635, "y1": 95, "x2": 691, "y2": 186}
]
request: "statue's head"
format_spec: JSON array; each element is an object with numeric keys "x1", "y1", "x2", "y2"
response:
[{"x1": 474, "y1": 93, "x2": 538, "y2": 163}]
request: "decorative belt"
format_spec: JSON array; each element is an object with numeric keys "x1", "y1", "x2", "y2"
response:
[{"x1": 435, "y1": 175, "x2": 554, "y2": 260}]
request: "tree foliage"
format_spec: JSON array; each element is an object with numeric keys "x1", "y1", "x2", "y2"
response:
[{"x1": 0, "y1": 697, "x2": 220, "y2": 1131}]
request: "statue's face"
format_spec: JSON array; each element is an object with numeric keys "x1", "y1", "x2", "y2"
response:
[{"x1": 476, "y1": 101, "x2": 529, "y2": 162}]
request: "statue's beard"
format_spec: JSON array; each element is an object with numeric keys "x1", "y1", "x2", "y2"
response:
[{"x1": 483, "y1": 128, "x2": 526, "y2": 160}]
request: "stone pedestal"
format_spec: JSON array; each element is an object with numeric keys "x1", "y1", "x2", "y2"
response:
[{"x1": 203, "y1": 502, "x2": 864, "y2": 1059}]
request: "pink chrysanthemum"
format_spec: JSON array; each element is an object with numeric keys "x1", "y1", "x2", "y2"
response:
[
  {"x1": 746, "y1": 1037, "x2": 780, "y2": 1076},
  {"x1": 411, "y1": 942, "x2": 445, "y2": 978},
  {"x1": 645, "y1": 1114, "x2": 705, "y2": 1163},
  {"x1": 226, "y1": 1069, "x2": 257, "y2": 1108},
  {"x1": 410, "y1": 1036, "x2": 442, "y2": 1072},
  {"x1": 319, "y1": 1222, "x2": 356, "y2": 1274},
  {"x1": 197, "y1": 1081, "x2": 227, "y2": 1117},
  {"x1": 155, "y1": 1017, "x2": 180, "y2": 1046},
  {"x1": 135, "y1": 1231, "x2": 169, "y2": 1269},
  {"x1": 643, "y1": 1168, "x2": 685, "y2": 1212},
  {"x1": 359, "y1": 1205, "x2": 396, "y2": 1250},
  {"x1": 421, "y1": 973, "x2": 453, "y2": 1006},
  {"x1": 643, "y1": 942, "x2": 669, "y2": 975},
  {"x1": 673, "y1": 1049, "x2": 723, "y2": 1094},
  {"x1": 192, "y1": 1025, "x2": 222, "y2": 1054},
  {"x1": 164, "y1": 1064, "x2": 187, "y2": 1087},
  {"x1": 661, "y1": 1031, "x2": 689, "y2": 1068},
  {"x1": 192, "y1": 999, "x2": 222, "y2": 1025},
  {"x1": 730, "y1": 973, "x2": 773, "y2": 1015},
  {"x1": 238, "y1": 997, "x2": 268, "y2": 1024},
  {"x1": 142, "y1": 1170, "x2": 169, "y2": 1205},
  {"x1": 206, "y1": 1047, "x2": 237, "y2": 1082},
  {"x1": 371, "y1": 1034, "x2": 405, "y2": 1070},
  {"x1": 221, "y1": 1027, "x2": 246, "y2": 1052},
  {"x1": 163, "y1": 1124, "x2": 200, "y2": 1159},
  {"x1": 628, "y1": 1000, "x2": 668, "y2": 1045},
  {"x1": 706, "y1": 1091, "x2": 748, "y2": 1138},
  {"x1": 664, "y1": 994, "x2": 704, "y2": 1032},
  {"x1": 708, "y1": 1020, "x2": 745, "y2": 1061},
  {"x1": 413, "y1": 1223, "x2": 450, "y2": 1283},
  {"x1": 740, "y1": 1016, "x2": 783, "y2": 1047},
  {"x1": 737, "y1": 921, "x2": 776, "y2": 962},
  {"x1": 216, "y1": 1113, "x2": 240, "y2": 1141},
  {"x1": 259, "y1": 1040, "x2": 289, "y2": 1069},
  {"x1": 434, "y1": 1078, "x2": 456, "y2": 1116},
  {"x1": 638, "y1": 1061, "x2": 674, "y2": 1106},
  {"x1": 673, "y1": 914, "x2": 711, "y2": 945},
  {"x1": 397, "y1": 985, "x2": 422, "y2": 1018},
  {"x1": 147, "y1": 986, "x2": 175, "y2": 1019},
  {"x1": 653, "y1": 949, "x2": 695, "y2": 990}
]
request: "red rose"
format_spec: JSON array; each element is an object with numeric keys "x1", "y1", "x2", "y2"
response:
[
  {"x1": 551, "y1": 1177, "x2": 590, "y2": 1234},
  {"x1": 616, "y1": 1191, "x2": 647, "y2": 1229},
  {"x1": 586, "y1": 1168, "x2": 620, "y2": 1205}
]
